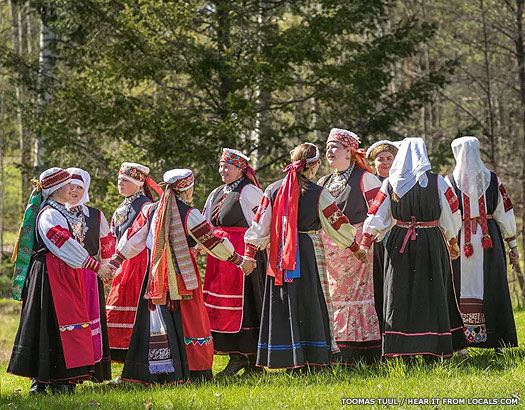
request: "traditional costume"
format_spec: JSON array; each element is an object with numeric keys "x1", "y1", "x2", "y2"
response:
[
  {"x1": 65, "y1": 168, "x2": 114, "y2": 381},
  {"x1": 245, "y1": 143, "x2": 360, "y2": 369},
  {"x1": 9, "y1": 168, "x2": 107, "y2": 393},
  {"x1": 318, "y1": 129, "x2": 382, "y2": 364},
  {"x1": 447, "y1": 137, "x2": 518, "y2": 350},
  {"x1": 202, "y1": 149, "x2": 266, "y2": 375},
  {"x1": 362, "y1": 138, "x2": 466, "y2": 358},
  {"x1": 106, "y1": 162, "x2": 155, "y2": 362},
  {"x1": 109, "y1": 169, "x2": 247, "y2": 383},
  {"x1": 365, "y1": 140, "x2": 399, "y2": 335}
]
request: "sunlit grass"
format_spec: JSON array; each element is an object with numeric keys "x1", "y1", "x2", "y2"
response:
[{"x1": 0, "y1": 299, "x2": 523, "y2": 409}]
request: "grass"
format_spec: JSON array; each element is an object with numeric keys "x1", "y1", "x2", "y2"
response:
[{"x1": 0, "y1": 299, "x2": 524, "y2": 409}]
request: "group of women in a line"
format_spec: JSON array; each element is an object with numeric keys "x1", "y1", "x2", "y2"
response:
[{"x1": 8, "y1": 129, "x2": 520, "y2": 394}]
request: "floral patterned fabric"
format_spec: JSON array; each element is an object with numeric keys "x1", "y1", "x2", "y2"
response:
[{"x1": 321, "y1": 222, "x2": 381, "y2": 343}]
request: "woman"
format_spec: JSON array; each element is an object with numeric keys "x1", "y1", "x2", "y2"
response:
[
  {"x1": 361, "y1": 138, "x2": 466, "y2": 358},
  {"x1": 447, "y1": 137, "x2": 519, "y2": 356},
  {"x1": 65, "y1": 168, "x2": 113, "y2": 382},
  {"x1": 244, "y1": 143, "x2": 365, "y2": 370},
  {"x1": 317, "y1": 128, "x2": 382, "y2": 364},
  {"x1": 8, "y1": 168, "x2": 112, "y2": 394},
  {"x1": 366, "y1": 140, "x2": 399, "y2": 181},
  {"x1": 106, "y1": 162, "x2": 157, "y2": 363},
  {"x1": 202, "y1": 148, "x2": 266, "y2": 376},
  {"x1": 108, "y1": 169, "x2": 250, "y2": 383},
  {"x1": 365, "y1": 140, "x2": 399, "y2": 334}
]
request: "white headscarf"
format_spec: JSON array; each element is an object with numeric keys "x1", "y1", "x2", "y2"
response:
[
  {"x1": 388, "y1": 138, "x2": 431, "y2": 198},
  {"x1": 66, "y1": 168, "x2": 91, "y2": 210},
  {"x1": 451, "y1": 136, "x2": 491, "y2": 200}
]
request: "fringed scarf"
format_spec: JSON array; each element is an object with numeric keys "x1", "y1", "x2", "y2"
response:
[
  {"x1": 148, "y1": 188, "x2": 198, "y2": 305},
  {"x1": 268, "y1": 161, "x2": 304, "y2": 286},
  {"x1": 11, "y1": 182, "x2": 42, "y2": 301}
]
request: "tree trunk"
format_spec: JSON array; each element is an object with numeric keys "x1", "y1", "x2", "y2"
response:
[
  {"x1": 511, "y1": 0, "x2": 525, "y2": 305},
  {"x1": 480, "y1": 0, "x2": 497, "y2": 169},
  {"x1": 18, "y1": 3, "x2": 34, "y2": 205},
  {"x1": 215, "y1": 0, "x2": 232, "y2": 120},
  {"x1": 34, "y1": 5, "x2": 56, "y2": 171}
]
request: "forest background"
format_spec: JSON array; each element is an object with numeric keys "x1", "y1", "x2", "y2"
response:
[{"x1": 0, "y1": 0, "x2": 524, "y2": 303}]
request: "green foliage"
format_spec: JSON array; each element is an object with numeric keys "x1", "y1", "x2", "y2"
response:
[{"x1": 0, "y1": 0, "x2": 449, "y2": 215}]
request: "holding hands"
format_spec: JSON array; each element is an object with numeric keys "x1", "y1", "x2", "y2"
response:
[
  {"x1": 353, "y1": 247, "x2": 368, "y2": 263},
  {"x1": 97, "y1": 263, "x2": 114, "y2": 283},
  {"x1": 241, "y1": 257, "x2": 256, "y2": 276}
]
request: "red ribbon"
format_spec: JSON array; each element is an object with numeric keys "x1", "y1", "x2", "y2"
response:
[
  {"x1": 145, "y1": 176, "x2": 163, "y2": 196},
  {"x1": 268, "y1": 160, "x2": 304, "y2": 286},
  {"x1": 399, "y1": 216, "x2": 418, "y2": 254},
  {"x1": 243, "y1": 165, "x2": 261, "y2": 189}
]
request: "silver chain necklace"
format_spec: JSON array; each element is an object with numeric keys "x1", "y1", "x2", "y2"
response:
[
  {"x1": 326, "y1": 162, "x2": 355, "y2": 197},
  {"x1": 222, "y1": 177, "x2": 244, "y2": 194},
  {"x1": 114, "y1": 191, "x2": 144, "y2": 227}
]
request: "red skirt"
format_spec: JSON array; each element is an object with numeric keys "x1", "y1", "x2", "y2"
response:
[
  {"x1": 106, "y1": 249, "x2": 149, "y2": 354},
  {"x1": 180, "y1": 255, "x2": 214, "y2": 371},
  {"x1": 203, "y1": 227, "x2": 247, "y2": 333}
]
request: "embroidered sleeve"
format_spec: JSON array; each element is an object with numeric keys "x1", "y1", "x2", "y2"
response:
[
  {"x1": 112, "y1": 203, "x2": 155, "y2": 266},
  {"x1": 493, "y1": 175, "x2": 517, "y2": 240},
  {"x1": 187, "y1": 209, "x2": 243, "y2": 265},
  {"x1": 443, "y1": 185, "x2": 459, "y2": 213},
  {"x1": 83, "y1": 255, "x2": 101, "y2": 272},
  {"x1": 99, "y1": 211, "x2": 115, "y2": 261},
  {"x1": 244, "y1": 186, "x2": 273, "y2": 253},
  {"x1": 361, "y1": 172, "x2": 382, "y2": 209},
  {"x1": 362, "y1": 178, "x2": 393, "y2": 246},
  {"x1": 318, "y1": 188, "x2": 357, "y2": 250},
  {"x1": 239, "y1": 184, "x2": 264, "y2": 226},
  {"x1": 438, "y1": 175, "x2": 462, "y2": 241},
  {"x1": 38, "y1": 208, "x2": 91, "y2": 269}
]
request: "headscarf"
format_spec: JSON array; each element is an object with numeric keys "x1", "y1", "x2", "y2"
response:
[
  {"x1": 148, "y1": 169, "x2": 198, "y2": 305},
  {"x1": 366, "y1": 140, "x2": 400, "y2": 162},
  {"x1": 388, "y1": 138, "x2": 431, "y2": 198},
  {"x1": 451, "y1": 136, "x2": 493, "y2": 256},
  {"x1": 268, "y1": 143, "x2": 320, "y2": 286},
  {"x1": 220, "y1": 148, "x2": 261, "y2": 188},
  {"x1": 118, "y1": 162, "x2": 162, "y2": 200},
  {"x1": 66, "y1": 167, "x2": 91, "y2": 211},
  {"x1": 451, "y1": 137, "x2": 491, "y2": 201},
  {"x1": 326, "y1": 128, "x2": 372, "y2": 172}
]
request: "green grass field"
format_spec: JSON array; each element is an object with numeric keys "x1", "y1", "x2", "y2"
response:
[{"x1": 0, "y1": 299, "x2": 524, "y2": 409}]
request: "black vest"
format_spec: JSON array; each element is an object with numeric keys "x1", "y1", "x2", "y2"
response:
[
  {"x1": 388, "y1": 171, "x2": 440, "y2": 222},
  {"x1": 269, "y1": 178, "x2": 323, "y2": 231},
  {"x1": 209, "y1": 178, "x2": 252, "y2": 228},
  {"x1": 84, "y1": 206, "x2": 101, "y2": 257},
  {"x1": 321, "y1": 167, "x2": 369, "y2": 224},
  {"x1": 113, "y1": 194, "x2": 151, "y2": 241}
]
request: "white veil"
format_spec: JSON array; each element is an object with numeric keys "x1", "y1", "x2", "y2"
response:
[
  {"x1": 388, "y1": 138, "x2": 431, "y2": 198},
  {"x1": 451, "y1": 137, "x2": 491, "y2": 200}
]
